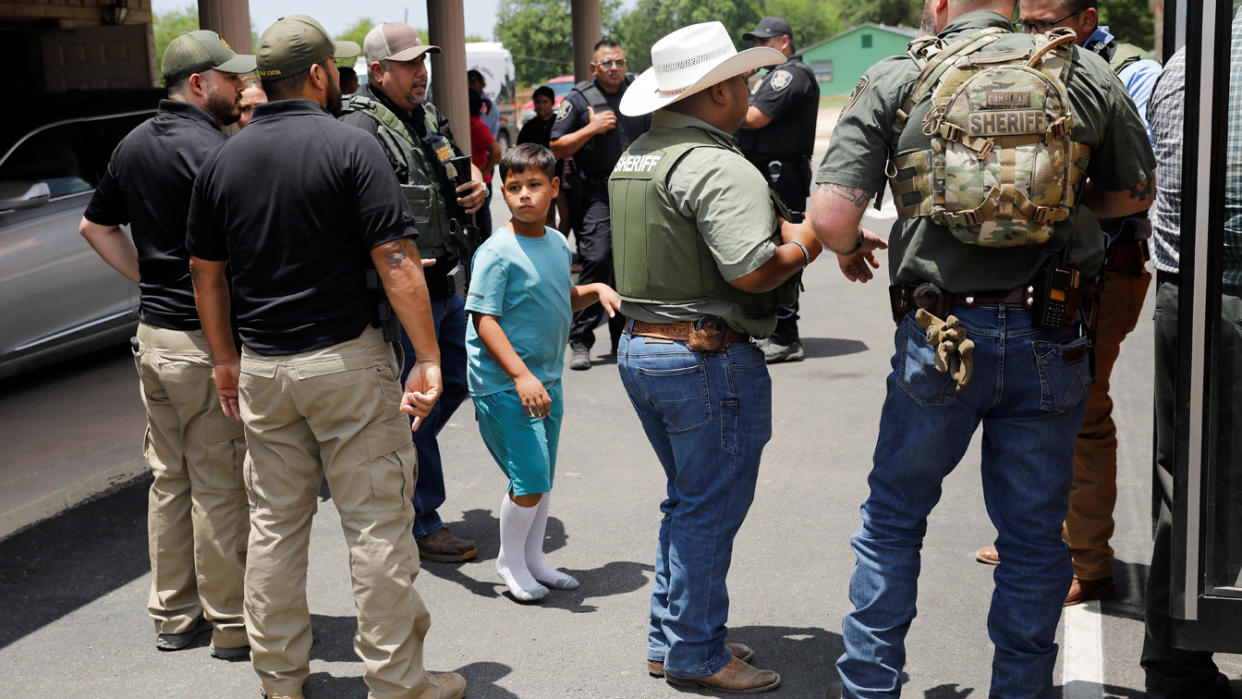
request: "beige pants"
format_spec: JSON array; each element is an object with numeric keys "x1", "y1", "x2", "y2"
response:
[
  {"x1": 134, "y1": 322, "x2": 248, "y2": 647},
  {"x1": 239, "y1": 327, "x2": 436, "y2": 698}
]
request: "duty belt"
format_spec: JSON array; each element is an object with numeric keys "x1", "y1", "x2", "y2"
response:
[{"x1": 889, "y1": 283, "x2": 1037, "y2": 323}]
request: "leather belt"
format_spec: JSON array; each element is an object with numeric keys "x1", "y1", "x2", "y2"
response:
[
  {"x1": 889, "y1": 283, "x2": 1036, "y2": 322},
  {"x1": 627, "y1": 320, "x2": 750, "y2": 346}
]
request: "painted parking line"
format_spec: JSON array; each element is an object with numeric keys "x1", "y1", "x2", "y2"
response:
[{"x1": 1062, "y1": 600, "x2": 1105, "y2": 699}]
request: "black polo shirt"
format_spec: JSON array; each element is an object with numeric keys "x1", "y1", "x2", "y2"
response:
[
  {"x1": 85, "y1": 99, "x2": 226, "y2": 331},
  {"x1": 187, "y1": 99, "x2": 418, "y2": 356}
]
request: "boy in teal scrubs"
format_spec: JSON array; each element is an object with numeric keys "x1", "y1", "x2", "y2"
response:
[{"x1": 465, "y1": 143, "x2": 621, "y2": 601}]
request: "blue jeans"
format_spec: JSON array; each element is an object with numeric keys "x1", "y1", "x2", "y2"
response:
[
  {"x1": 399, "y1": 293, "x2": 469, "y2": 538},
  {"x1": 839, "y1": 306, "x2": 1091, "y2": 699},
  {"x1": 617, "y1": 333, "x2": 772, "y2": 679}
]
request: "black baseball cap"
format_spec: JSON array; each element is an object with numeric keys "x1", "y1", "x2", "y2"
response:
[{"x1": 743, "y1": 17, "x2": 794, "y2": 42}]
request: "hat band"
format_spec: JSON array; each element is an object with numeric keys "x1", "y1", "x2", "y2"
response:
[{"x1": 653, "y1": 44, "x2": 731, "y2": 76}]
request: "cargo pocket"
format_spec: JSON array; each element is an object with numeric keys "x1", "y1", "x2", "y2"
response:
[
  {"x1": 897, "y1": 315, "x2": 958, "y2": 406},
  {"x1": 635, "y1": 363, "x2": 711, "y2": 432},
  {"x1": 1032, "y1": 334, "x2": 1091, "y2": 413}
]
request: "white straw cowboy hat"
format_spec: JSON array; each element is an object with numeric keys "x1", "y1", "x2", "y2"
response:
[{"x1": 620, "y1": 21, "x2": 784, "y2": 117}]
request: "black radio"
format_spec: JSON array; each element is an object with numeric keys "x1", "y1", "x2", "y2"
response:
[{"x1": 1034, "y1": 265, "x2": 1081, "y2": 330}]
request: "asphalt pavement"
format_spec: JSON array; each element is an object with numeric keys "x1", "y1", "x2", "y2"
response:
[{"x1": 2, "y1": 195, "x2": 1240, "y2": 697}]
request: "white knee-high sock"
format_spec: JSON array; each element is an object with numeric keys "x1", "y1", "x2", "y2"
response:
[
  {"x1": 497, "y1": 494, "x2": 548, "y2": 601},
  {"x1": 526, "y1": 493, "x2": 579, "y2": 590}
]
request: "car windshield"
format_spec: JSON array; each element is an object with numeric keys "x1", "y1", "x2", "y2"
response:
[{"x1": 551, "y1": 81, "x2": 574, "y2": 98}]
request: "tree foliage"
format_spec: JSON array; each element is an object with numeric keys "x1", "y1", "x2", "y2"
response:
[
  {"x1": 152, "y1": 5, "x2": 200, "y2": 84},
  {"x1": 336, "y1": 17, "x2": 375, "y2": 48},
  {"x1": 1098, "y1": 0, "x2": 1156, "y2": 51},
  {"x1": 497, "y1": 0, "x2": 621, "y2": 85},
  {"x1": 836, "y1": 0, "x2": 922, "y2": 29}
]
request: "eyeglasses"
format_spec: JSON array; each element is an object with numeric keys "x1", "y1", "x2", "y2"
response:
[
  {"x1": 597, "y1": 58, "x2": 627, "y2": 69},
  {"x1": 1013, "y1": 10, "x2": 1080, "y2": 34}
]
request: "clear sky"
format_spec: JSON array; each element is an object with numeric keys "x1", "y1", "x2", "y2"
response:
[{"x1": 151, "y1": 0, "x2": 505, "y2": 41}]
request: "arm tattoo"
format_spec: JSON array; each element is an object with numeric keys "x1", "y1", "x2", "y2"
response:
[
  {"x1": 382, "y1": 237, "x2": 419, "y2": 267},
  {"x1": 829, "y1": 184, "x2": 873, "y2": 208},
  {"x1": 1128, "y1": 172, "x2": 1155, "y2": 201}
]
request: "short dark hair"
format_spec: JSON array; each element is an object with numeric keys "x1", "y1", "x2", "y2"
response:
[
  {"x1": 338, "y1": 66, "x2": 356, "y2": 79},
  {"x1": 499, "y1": 143, "x2": 556, "y2": 181},
  {"x1": 532, "y1": 85, "x2": 554, "y2": 102},
  {"x1": 593, "y1": 39, "x2": 620, "y2": 52},
  {"x1": 467, "y1": 69, "x2": 484, "y2": 83},
  {"x1": 165, "y1": 73, "x2": 193, "y2": 95},
  {"x1": 469, "y1": 89, "x2": 484, "y2": 117},
  {"x1": 261, "y1": 60, "x2": 326, "y2": 101}
]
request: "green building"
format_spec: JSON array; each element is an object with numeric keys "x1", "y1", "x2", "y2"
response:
[{"x1": 800, "y1": 23, "x2": 920, "y2": 96}]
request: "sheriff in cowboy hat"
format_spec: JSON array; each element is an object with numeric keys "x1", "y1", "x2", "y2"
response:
[{"x1": 608, "y1": 21, "x2": 826, "y2": 695}]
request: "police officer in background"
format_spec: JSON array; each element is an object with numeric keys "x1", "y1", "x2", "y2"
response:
[
  {"x1": 973, "y1": 0, "x2": 1165, "y2": 607},
  {"x1": 550, "y1": 39, "x2": 652, "y2": 371},
  {"x1": 187, "y1": 15, "x2": 465, "y2": 698},
  {"x1": 739, "y1": 16, "x2": 821, "y2": 363},
  {"x1": 611, "y1": 21, "x2": 823, "y2": 694},
  {"x1": 338, "y1": 21, "x2": 488, "y2": 564},
  {"x1": 809, "y1": 0, "x2": 1153, "y2": 694},
  {"x1": 79, "y1": 30, "x2": 253, "y2": 659}
]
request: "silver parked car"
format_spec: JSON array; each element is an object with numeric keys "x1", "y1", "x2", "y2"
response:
[{"x1": 0, "y1": 91, "x2": 160, "y2": 380}]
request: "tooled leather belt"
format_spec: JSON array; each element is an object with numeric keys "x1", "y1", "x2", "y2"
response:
[{"x1": 627, "y1": 320, "x2": 750, "y2": 345}]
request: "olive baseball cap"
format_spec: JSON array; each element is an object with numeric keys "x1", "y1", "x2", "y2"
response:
[
  {"x1": 161, "y1": 30, "x2": 256, "y2": 84},
  {"x1": 256, "y1": 14, "x2": 361, "y2": 80},
  {"x1": 364, "y1": 22, "x2": 441, "y2": 63},
  {"x1": 743, "y1": 16, "x2": 794, "y2": 42}
]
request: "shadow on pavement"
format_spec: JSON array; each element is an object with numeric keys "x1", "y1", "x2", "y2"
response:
[
  {"x1": 1053, "y1": 681, "x2": 1145, "y2": 698},
  {"x1": 725, "y1": 624, "x2": 845, "y2": 696},
  {"x1": 305, "y1": 670, "x2": 367, "y2": 698},
  {"x1": 536, "y1": 560, "x2": 653, "y2": 613},
  {"x1": 0, "y1": 475, "x2": 150, "y2": 650},
  {"x1": 800, "y1": 337, "x2": 869, "y2": 359},
  {"x1": 420, "y1": 508, "x2": 651, "y2": 612},
  {"x1": 310, "y1": 614, "x2": 360, "y2": 663},
  {"x1": 926, "y1": 683, "x2": 977, "y2": 698},
  {"x1": 455, "y1": 661, "x2": 518, "y2": 699}
]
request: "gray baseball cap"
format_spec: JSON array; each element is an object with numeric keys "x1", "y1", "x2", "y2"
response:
[
  {"x1": 256, "y1": 14, "x2": 361, "y2": 80},
  {"x1": 161, "y1": 30, "x2": 256, "y2": 84},
  {"x1": 364, "y1": 22, "x2": 441, "y2": 63}
]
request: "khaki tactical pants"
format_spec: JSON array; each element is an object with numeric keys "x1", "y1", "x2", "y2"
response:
[
  {"x1": 134, "y1": 322, "x2": 248, "y2": 647},
  {"x1": 1063, "y1": 268, "x2": 1152, "y2": 581},
  {"x1": 239, "y1": 327, "x2": 436, "y2": 698}
]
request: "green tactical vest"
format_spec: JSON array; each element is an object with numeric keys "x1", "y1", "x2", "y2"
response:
[
  {"x1": 608, "y1": 127, "x2": 799, "y2": 320},
  {"x1": 338, "y1": 94, "x2": 460, "y2": 259}
]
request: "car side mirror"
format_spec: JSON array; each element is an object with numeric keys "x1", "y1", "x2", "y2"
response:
[{"x1": 0, "y1": 181, "x2": 52, "y2": 211}]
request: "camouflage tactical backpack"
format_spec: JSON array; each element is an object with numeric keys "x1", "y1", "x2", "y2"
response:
[{"x1": 887, "y1": 27, "x2": 1092, "y2": 247}]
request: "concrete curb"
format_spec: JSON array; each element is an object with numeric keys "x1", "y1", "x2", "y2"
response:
[{"x1": 0, "y1": 458, "x2": 148, "y2": 542}]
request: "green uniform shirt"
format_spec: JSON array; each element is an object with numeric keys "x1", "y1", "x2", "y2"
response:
[
  {"x1": 619, "y1": 111, "x2": 781, "y2": 338},
  {"x1": 818, "y1": 10, "x2": 1156, "y2": 292}
]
